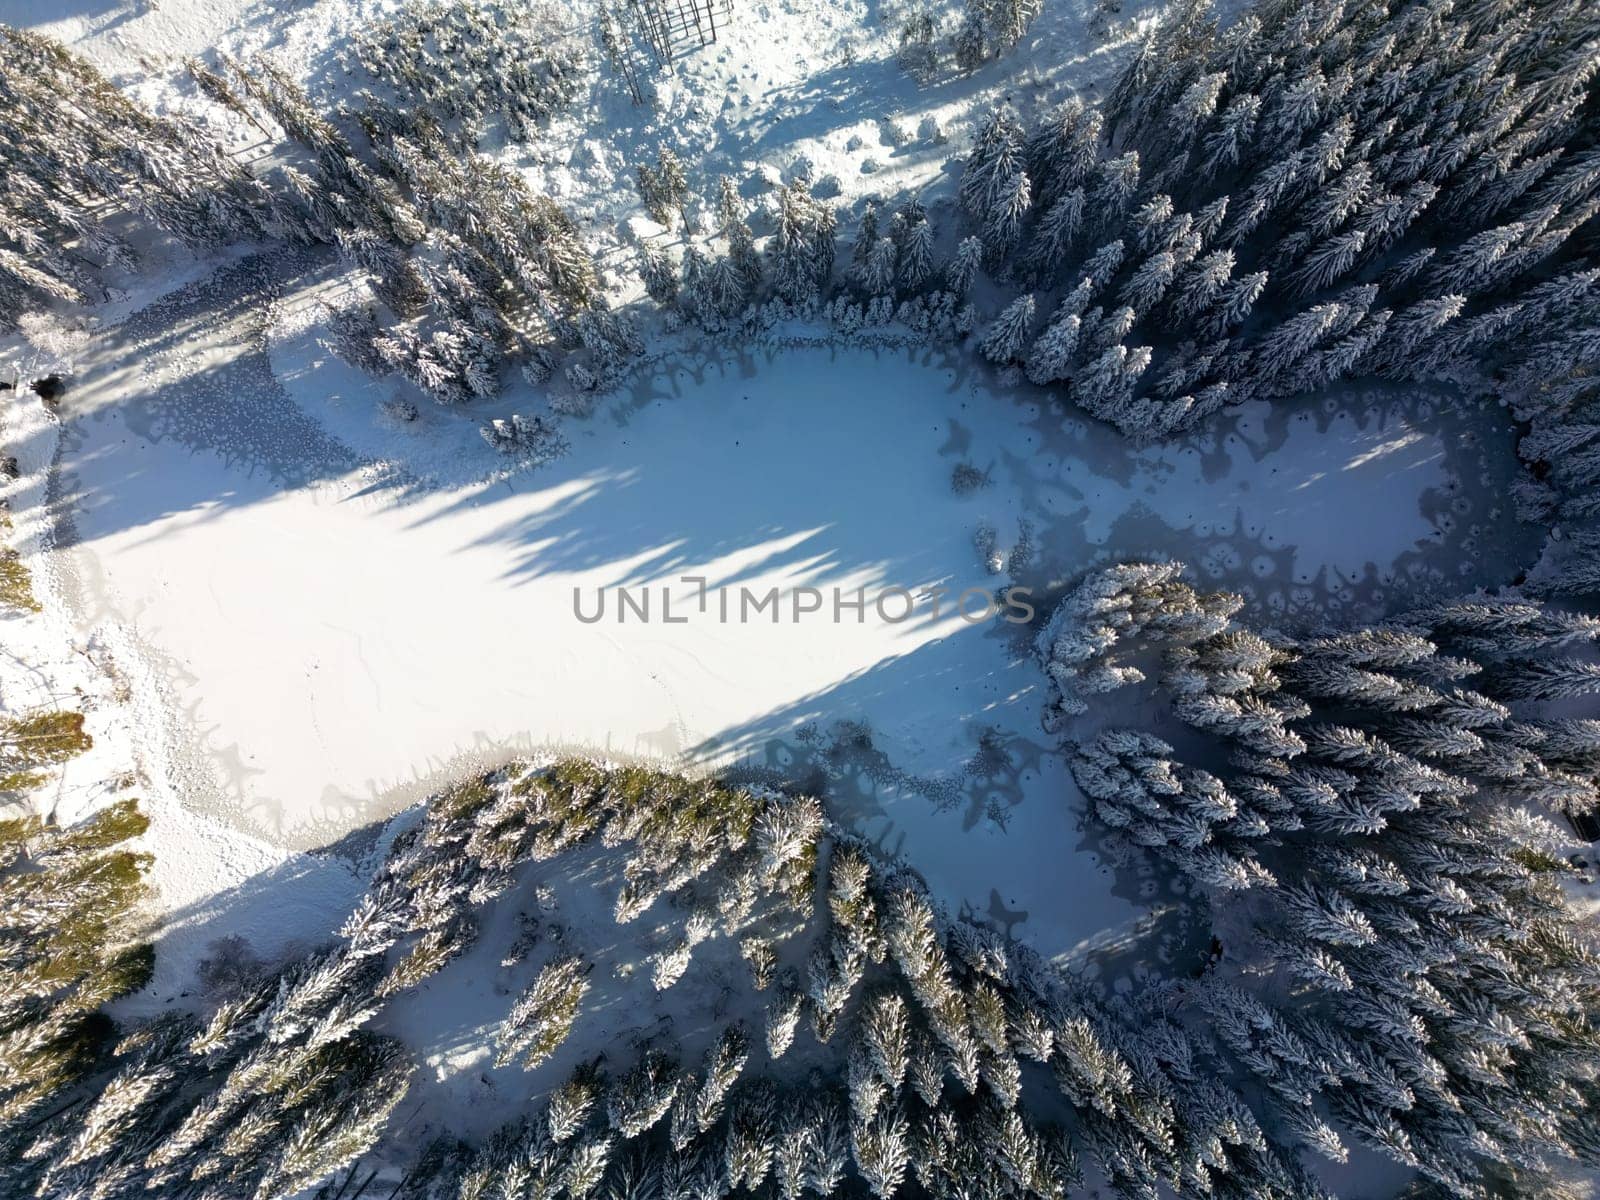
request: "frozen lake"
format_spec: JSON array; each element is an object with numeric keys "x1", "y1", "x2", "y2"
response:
[{"x1": 41, "y1": 262, "x2": 1535, "y2": 957}]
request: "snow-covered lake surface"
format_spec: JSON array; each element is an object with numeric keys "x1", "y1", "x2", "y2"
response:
[{"x1": 31, "y1": 257, "x2": 1535, "y2": 969}]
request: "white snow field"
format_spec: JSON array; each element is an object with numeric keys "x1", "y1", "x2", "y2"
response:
[
  {"x1": 0, "y1": 0, "x2": 1184, "y2": 339},
  {"x1": 3, "y1": 0, "x2": 1142, "y2": 232}
]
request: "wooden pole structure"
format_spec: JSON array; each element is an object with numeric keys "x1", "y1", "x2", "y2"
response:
[
  {"x1": 673, "y1": 0, "x2": 700, "y2": 46},
  {"x1": 654, "y1": 0, "x2": 674, "y2": 62},
  {"x1": 623, "y1": 0, "x2": 729, "y2": 67},
  {"x1": 646, "y1": 0, "x2": 673, "y2": 62},
  {"x1": 626, "y1": 0, "x2": 661, "y2": 64}
]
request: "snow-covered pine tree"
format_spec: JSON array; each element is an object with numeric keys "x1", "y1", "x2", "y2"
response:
[
  {"x1": 769, "y1": 180, "x2": 837, "y2": 307},
  {"x1": 959, "y1": 0, "x2": 1600, "y2": 439},
  {"x1": 636, "y1": 147, "x2": 690, "y2": 229},
  {"x1": 495, "y1": 955, "x2": 590, "y2": 1069},
  {"x1": 548, "y1": 1060, "x2": 605, "y2": 1142},
  {"x1": 639, "y1": 245, "x2": 681, "y2": 304},
  {"x1": 0, "y1": 799, "x2": 153, "y2": 1183},
  {"x1": 764, "y1": 978, "x2": 805, "y2": 1061},
  {"x1": 850, "y1": 203, "x2": 881, "y2": 278},
  {"x1": 944, "y1": 235, "x2": 985, "y2": 299},
  {"x1": 859, "y1": 237, "x2": 899, "y2": 299},
  {"x1": 717, "y1": 176, "x2": 762, "y2": 290},
  {"x1": 979, "y1": 293, "x2": 1036, "y2": 363},
  {"x1": 608, "y1": 1050, "x2": 680, "y2": 1138},
  {"x1": 960, "y1": 107, "x2": 1025, "y2": 223},
  {"x1": 724, "y1": 1080, "x2": 778, "y2": 1189},
  {"x1": 318, "y1": 301, "x2": 389, "y2": 376},
  {"x1": 1023, "y1": 311, "x2": 1080, "y2": 384},
  {"x1": 1034, "y1": 560, "x2": 1238, "y2": 728},
  {"x1": 850, "y1": 1104, "x2": 909, "y2": 1199},
  {"x1": 983, "y1": 169, "x2": 1032, "y2": 264},
  {"x1": 897, "y1": 217, "x2": 935, "y2": 293}
]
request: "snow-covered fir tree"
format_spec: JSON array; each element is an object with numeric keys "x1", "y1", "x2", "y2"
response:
[
  {"x1": 0, "y1": 30, "x2": 280, "y2": 330},
  {"x1": 350, "y1": 0, "x2": 585, "y2": 145},
  {"x1": 1037, "y1": 562, "x2": 1600, "y2": 1195},
  {"x1": 979, "y1": 293, "x2": 1036, "y2": 363},
  {"x1": 769, "y1": 180, "x2": 838, "y2": 306},
  {"x1": 960, "y1": 0, "x2": 1600, "y2": 440}
]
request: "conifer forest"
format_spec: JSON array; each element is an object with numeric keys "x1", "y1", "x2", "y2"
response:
[{"x1": 3, "y1": 0, "x2": 1600, "y2": 1197}]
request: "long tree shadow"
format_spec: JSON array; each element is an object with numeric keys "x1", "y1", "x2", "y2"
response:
[
  {"x1": 415, "y1": 340, "x2": 993, "y2": 592},
  {"x1": 43, "y1": 248, "x2": 368, "y2": 556}
]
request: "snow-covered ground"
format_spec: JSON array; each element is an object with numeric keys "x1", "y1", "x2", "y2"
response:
[
  {"x1": 6, "y1": 3, "x2": 1600, "y2": 1198},
  {"x1": 0, "y1": 389, "x2": 368, "y2": 1015},
  {"x1": 2, "y1": 0, "x2": 1169, "y2": 317},
  {"x1": 0, "y1": 0, "x2": 1540, "y2": 1020}
]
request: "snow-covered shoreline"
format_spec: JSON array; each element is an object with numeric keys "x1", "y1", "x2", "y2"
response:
[{"x1": 0, "y1": 308, "x2": 1532, "y2": 1032}]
